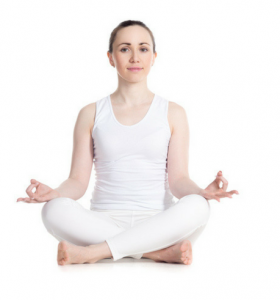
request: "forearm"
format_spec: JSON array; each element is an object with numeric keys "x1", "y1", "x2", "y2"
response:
[
  {"x1": 54, "y1": 178, "x2": 86, "y2": 200},
  {"x1": 170, "y1": 176, "x2": 204, "y2": 199}
]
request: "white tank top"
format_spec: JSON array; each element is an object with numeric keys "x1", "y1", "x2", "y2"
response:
[{"x1": 90, "y1": 94, "x2": 174, "y2": 211}]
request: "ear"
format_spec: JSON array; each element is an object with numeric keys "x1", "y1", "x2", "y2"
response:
[
  {"x1": 107, "y1": 51, "x2": 115, "y2": 67},
  {"x1": 151, "y1": 52, "x2": 157, "y2": 66}
]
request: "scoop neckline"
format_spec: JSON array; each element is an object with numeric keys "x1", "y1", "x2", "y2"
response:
[{"x1": 108, "y1": 93, "x2": 157, "y2": 128}]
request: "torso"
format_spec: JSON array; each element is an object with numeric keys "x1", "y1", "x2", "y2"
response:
[{"x1": 90, "y1": 94, "x2": 175, "y2": 211}]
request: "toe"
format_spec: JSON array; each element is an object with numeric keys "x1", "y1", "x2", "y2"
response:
[
  {"x1": 180, "y1": 240, "x2": 190, "y2": 252},
  {"x1": 58, "y1": 257, "x2": 63, "y2": 265},
  {"x1": 181, "y1": 251, "x2": 187, "y2": 259},
  {"x1": 58, "y1": 253, "x2": 64, "y2": 265}
]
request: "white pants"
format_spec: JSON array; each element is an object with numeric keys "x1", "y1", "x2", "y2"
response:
[{"x1": 41, "y1": 194, "x2": 210, "y2": 261}]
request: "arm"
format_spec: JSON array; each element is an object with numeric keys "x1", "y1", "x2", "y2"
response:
[
  {"x1": 167, "y1": 102, "x2": 204, "y2": 199},
  {"x1": 168, "y1": 176, "x2": 204, "y2": 200},
  {"x1": 54, "y1": 103, "x2": 96, "y2": 200},
  {"x1": 54, "y1": 178, "x2": 88, "y2": 200}
]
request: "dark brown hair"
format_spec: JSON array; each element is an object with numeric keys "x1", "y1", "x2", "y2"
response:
[{"x1": 108, "y1": 20, "x2": 156, "y2": 54}]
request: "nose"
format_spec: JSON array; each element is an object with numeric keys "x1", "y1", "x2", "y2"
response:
[{"x1": 129, "y1": 50, "x2": 140, "y2": 63}]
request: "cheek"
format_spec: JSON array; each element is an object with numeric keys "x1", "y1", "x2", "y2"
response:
[
  {"x1": 114, "y1": 54, "x2": 125, "y2": 67},
  {"x1": 143, "y1": 62, "x2": 152, "y2": 72},
  {"x1": 143, "y1": 56, "x2": 153, "y2": 67}
]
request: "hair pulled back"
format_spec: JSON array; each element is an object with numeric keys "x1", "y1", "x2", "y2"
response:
[{"x1": 108, "y1": 20, "x2": 156, "y2": 54}]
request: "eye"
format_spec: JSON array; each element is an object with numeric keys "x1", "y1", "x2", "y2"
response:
[{"x1": 120, "y1": 47, "x2": 149, "y2": 53}]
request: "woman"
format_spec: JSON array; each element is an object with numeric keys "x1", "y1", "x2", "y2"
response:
[{"x1": 17, "y1": 20, "x2": 239, "y2": 266}]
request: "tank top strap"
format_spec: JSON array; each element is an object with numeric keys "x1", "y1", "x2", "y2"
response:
[
  {"x1": 149, "y1": 95, "x2": 170, "y2": 134},
  {"x1": 150, "y1": 95, "x2": 169, "y2": 116},
  {"x1": 92, "y1": 96, "x2": 111, "y2": 131}
]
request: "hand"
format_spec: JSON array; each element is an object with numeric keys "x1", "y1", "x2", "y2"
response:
[
  {"x1": 17, "y1": 179, "x2": 61, "y2": 203},
  {"x1": 200, "y1": 170, "x2": 239, "y2": 202}
]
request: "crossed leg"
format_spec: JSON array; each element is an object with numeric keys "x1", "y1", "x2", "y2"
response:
[
  {"x1": 41, "y1": 194, "x2": 210, "y2": 265},
  {"x1": 41, "y1": 197, "x2": 139, "y2": 259}
]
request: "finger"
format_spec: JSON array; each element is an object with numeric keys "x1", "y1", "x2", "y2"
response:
[
  {"x1": 217, "y1": 191, "x2": 231, "y2": 198},
  {"x1": 22, "y1": 197, "x2": 39, "y2": 203},
  {"x1": 17, "y1": 197, "x2": 34, "y2": 202},
  {"x1": 229, "y1": 191, "x2": 239, "y2": 195},
  {"x1": 26, "y1": 181, "x2": 39, "y2": 199},
  {"x1": 219, "y1": 191, "x2": 238, "y2": 199},
  {"x1": 217, "y1": 170, "x2": 222, "y2": 176},
  {"x1": 216, "y1": 175, "x2": 228, "y2": 191},
  {"x1": 17, "y1": 197, "x2": 30, "y2": 202},
  {"x1": 215, "y1": 176, "x2": 223, "y2": 189},
  {"x1": 31, "y1": 179, "x2": 40, "y2": 185}
]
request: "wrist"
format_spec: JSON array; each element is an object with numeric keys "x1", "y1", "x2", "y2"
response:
[
  {"x1": 199, "y1": 189, "x2": 206, "y2": 199},
  {"x1": 54, "y1": 188, "x2": 62, "y2": 197}
]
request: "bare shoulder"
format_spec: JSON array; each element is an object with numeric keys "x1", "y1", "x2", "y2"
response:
[
  {"x1": 168, "y1": 101, "x2": 188, "y2": 135},
  {"x1": 82, "y1": 102, "x2": 96, "y2": 115},
  {"x1": 77, "y1": 102, "x2": 97, "y2": 134}
]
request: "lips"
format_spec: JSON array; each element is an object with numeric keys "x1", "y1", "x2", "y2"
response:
[{"x1": 127, "y1": 68, "x2": 143, "y2": 73}]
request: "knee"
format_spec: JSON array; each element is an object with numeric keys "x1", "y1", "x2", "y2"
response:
[
  {"x1": 41, "y1": 197, "x2": 74, "y2": 225},
  {"x1": 179, "y1": 194, "x2": 210, "y2": 223}
]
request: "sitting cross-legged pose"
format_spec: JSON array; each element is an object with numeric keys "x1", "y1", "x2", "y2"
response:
[{"x1": 17, "y1": 20, "x2": 239, "y2": 266}]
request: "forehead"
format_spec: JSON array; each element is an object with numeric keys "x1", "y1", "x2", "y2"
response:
[{"x1": 115, "y1": 25, "x2": 152, "y2": 44}]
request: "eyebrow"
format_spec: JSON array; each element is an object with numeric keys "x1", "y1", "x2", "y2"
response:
[{"x1": 117, "y1": 42, "x2": 150, "y2": 47}]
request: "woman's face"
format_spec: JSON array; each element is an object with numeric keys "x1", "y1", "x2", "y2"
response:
[{"x1": 108, "y1": 25, "x2": 157, "y2": 82}]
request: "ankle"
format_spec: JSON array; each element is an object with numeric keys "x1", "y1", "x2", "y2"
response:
[
  {"x1": 86, "y1": 242, "x2": 112, "y2": 261},
  {"x1": 143, "y1": 249, "x2": 163, "y2": 261}
]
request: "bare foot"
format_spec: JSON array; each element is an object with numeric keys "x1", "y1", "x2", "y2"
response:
[
  {"x1": 57, "y1": 241, "x2": 98, "y2": 265},
  {"x1": 154, "y1": 240, "x2": 193, "y2": 265}
]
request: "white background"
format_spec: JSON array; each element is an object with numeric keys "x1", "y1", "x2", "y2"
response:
[{"x1": 1, "y1": 0, "x2": 279, "y2": 299}]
